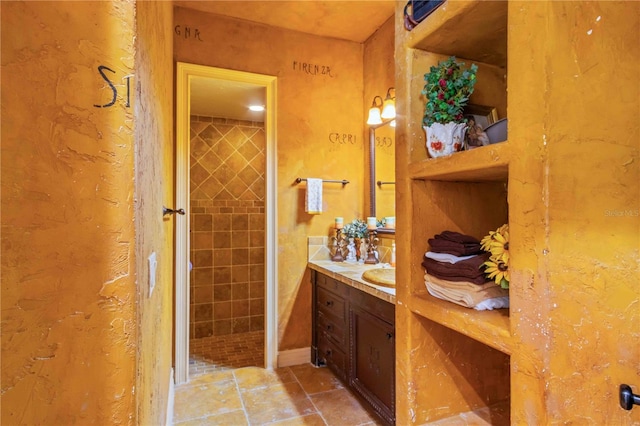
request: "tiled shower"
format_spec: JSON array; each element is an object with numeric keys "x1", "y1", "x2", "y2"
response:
[{"x1": 189, "y1": 115, "x2": 265, "y2": 370}]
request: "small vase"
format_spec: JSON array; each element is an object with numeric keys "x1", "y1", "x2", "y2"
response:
[{"x1": 424, "y1": 122, "x2": 467, "y2": 158}]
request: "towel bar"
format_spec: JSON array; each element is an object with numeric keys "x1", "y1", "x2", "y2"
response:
[{"x1": 295, "y1": 178, "x2": 349, "y2": 186}]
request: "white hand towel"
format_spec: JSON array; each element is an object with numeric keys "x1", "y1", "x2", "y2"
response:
[
  {"x1": 424, "y1": 251, "x2": 477, "y2": 264},
  {"x1": 305, "y1": 178, "x2": 323, "y2": 214}
]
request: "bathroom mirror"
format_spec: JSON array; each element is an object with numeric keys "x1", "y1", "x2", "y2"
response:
[{"x1": 369, "y1": 120, "x2": 395, "y2": 226}]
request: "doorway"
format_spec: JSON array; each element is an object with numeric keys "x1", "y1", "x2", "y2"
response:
[{"x1": 175, "y1": 63, "x2": 278, "y2": 384}]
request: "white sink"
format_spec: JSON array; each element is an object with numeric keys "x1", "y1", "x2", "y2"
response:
[{"x1": 362, "y1": 268, "x2": 396, "y2": 288}]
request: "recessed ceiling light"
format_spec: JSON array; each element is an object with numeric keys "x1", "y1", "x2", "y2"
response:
[{"x1": 248, "y1": 105, "x2": 265, "y2": 112}]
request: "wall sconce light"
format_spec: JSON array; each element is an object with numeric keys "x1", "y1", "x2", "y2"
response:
[
  {"x1": 366, "y1": 96, "x2": 384, "y2": 125},
  {"x1": 366, "y1": 87, "x2": 395, "y2": 126},
  {"x1": 381, "y1": 88, "x2": 396, "y2": 119}
]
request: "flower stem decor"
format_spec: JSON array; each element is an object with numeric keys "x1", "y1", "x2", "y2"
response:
[
  {"x1": 422, "y1": 56, "x2": 478, "y2": 158},
  {"x1": 481, "y1": 224, "x2": 510, "y2": 289}
]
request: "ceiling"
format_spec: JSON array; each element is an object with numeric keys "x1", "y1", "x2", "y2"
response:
[
  {"x1": 178, "y1": 0, "x2": 396, "y2": 121},
  {"x1": 190, "y1": 77, "x2": 267, "y2": 122},
  {"x1": 174, "y1": 1, "x2": 396, "y2": 43}
]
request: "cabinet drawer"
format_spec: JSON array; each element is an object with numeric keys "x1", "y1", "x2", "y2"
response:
[
  {"x1": 316, "y1": 273, "x2": 349, "y2": 297},
  {"x1": 317, "y1": 286, "x2": 346, "y2": 321},
  {"x1": 349, "y1": 287, "x2": 395, "y2": 324},
  {"x1": 317, "y1": 310, "x2": 346, "y2": 346},
  {"x1": 317, "y1": 336, "x2": 347, "y2": 381}
]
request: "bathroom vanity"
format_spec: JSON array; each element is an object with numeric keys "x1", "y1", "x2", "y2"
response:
[{"x1": 309, "y1": 262, "x2": 396, "y2": 425}]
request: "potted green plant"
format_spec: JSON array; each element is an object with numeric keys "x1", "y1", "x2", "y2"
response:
[
  {"x1": 342, "y1": 218, "x2": 369, "y2": 239},
  {"x1": 342, "y1": 219, "x2": 369, "y2": 260},
  {"x1": 422, "y1": 56, "x2": 478, "y2": 158}
]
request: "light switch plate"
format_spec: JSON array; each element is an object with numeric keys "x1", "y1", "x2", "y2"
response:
[{"x1": 148, "y1": 252, "x2": 157, "y2": 296}]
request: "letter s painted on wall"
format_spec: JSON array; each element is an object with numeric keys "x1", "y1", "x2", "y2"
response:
[
  {"x1": 94, "y1": 65, "x2": 117, "y2": 108},
  {"x1": 93, "y1": 65, "x2": 132, "y2": 108}
]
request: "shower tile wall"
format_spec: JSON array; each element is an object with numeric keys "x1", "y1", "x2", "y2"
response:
[{"x1": 190, "y1": 115, "x2": 265, "y2": 339}]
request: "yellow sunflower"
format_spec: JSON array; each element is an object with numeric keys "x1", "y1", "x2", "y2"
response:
[
  {"x1": 480, "y1": 231, "x2": 497, "y2": 251},
  {"x1": 481, "y1": 224, "x2": 509, "y2": 252},
  {"x1": 483, "y1": 258, "x2": 510, "y2": 289},
  {"x1": 489, "y1": 227, "x2": 509, "y2": 264},
  {"x1": 482, "y1": 224, "x2": 510, "y2": 289}
]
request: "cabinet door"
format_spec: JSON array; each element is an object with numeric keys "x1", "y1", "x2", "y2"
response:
[{"x1": 349, "y1": 306, "x2": 395, "y2": 425}]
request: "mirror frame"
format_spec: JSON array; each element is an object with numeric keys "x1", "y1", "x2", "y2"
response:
[{"x1": 369, "y1": 119, "x2": 395, "y2": 232}]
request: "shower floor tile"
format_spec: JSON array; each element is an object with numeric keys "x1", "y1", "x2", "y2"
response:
[{"x1": 189, "y1": 330, "x2": 264, "y2": 375}]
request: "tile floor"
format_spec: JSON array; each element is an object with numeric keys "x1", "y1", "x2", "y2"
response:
[
  {"x1": 179, "y1": 332, "x2": 509, "y2": 425},
  {"x1": 189, "y1": 331, "x2": 264, "y2": 376},
  {"x1": 173, "y1": 363, "x2": 383, "y2": 425}
]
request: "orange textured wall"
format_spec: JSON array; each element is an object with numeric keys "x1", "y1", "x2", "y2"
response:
[
  {"x1": 1, "y1": 1, "x2": 138, "y2": 423},
  {"x1": 173, "y1": 7, "x2": 366, "y2": 351},
  {"x1": 135, "y1": 1, "x2": 174, "y2": 424},
  {"x1": 508, "y1": 1, "x2": 640, "y2": 423}
]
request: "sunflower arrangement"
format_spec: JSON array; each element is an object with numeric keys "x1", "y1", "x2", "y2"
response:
[{"x1": 481, "y1": 224, "x2": 510, "y2": 289}]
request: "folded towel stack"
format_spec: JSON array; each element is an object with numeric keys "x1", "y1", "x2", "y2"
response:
[
  {"x1": 427, "y1": 230, "x2": 483, "y2": 256},
  {"x1": 424, "y1": 273, "x2": 509, "y2": 310},
  {"x1": 422, "y1": 252, "x2": 489, "y2": 284},
  {"x1": 422, "y1": 231, "x2": 509, "y2": 310}
]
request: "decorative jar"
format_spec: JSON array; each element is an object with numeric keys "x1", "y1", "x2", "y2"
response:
[{"x1": 424, "y1": 122, "x2": 466, "y2": 158}]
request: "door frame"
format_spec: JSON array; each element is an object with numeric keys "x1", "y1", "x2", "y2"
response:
[{"x1": 175, "y1": 62, "x2": 278, "y2": 384}]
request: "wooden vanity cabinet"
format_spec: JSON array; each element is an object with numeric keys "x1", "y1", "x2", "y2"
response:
[{"x1": 311, "y1": 270, "x2": 395, "y2": 425}]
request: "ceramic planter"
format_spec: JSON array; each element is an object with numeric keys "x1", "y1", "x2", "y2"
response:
[{"x1": 424, "y1": 122, "x2": 467, "y2": 158}]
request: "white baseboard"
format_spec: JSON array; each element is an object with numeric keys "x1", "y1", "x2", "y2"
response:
[
  {"x1": 277, "y1": 347, "x2": 311, "y2": 367},
  {"x1": 166, "y1": 368, "x2": 175, "y2": 426}
]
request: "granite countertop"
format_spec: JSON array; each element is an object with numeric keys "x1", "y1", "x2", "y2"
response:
[{"x1": 308, "y1": 260, "x2": 396, "y2": 304}]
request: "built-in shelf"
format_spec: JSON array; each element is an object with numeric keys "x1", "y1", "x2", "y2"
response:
[
  {"x1": 408, "y1": 290, "x2": 512, "y2": 356},
  {"x1": 406, "y1": 0, "x2": 508, "y2": 67},
  {"x1": 396, "y1": 1, "x2": 514, "y2": 422},
  {"x1": 409, "y1": 142, "x2": 509, "y2": 182}
]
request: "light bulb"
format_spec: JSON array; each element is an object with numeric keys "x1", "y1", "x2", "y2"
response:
[
  {"x1": 367, "y1": 107, "x2": 382, "y2": 125},
  {"x1": 381, "y1": 99, "x2": 396, "y2": 119}
]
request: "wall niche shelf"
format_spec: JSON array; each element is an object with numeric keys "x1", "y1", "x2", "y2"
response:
[
  {"x1": 409, "y1": 142, "x2": 509, "y2": 182},
  {"x1": 409, "y1": 289, "x2": 512, "y2": 355},
  {"x1": 397, "y1": 1, "x2": 638, "y2": 425},
  {"x1": 396, "y1": 0, "x2": 512, "y2": 422},
  {"x1": 406, "y1": 0, "x2": 508, "y2": 67}
]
